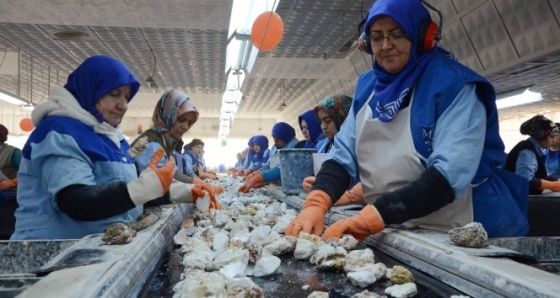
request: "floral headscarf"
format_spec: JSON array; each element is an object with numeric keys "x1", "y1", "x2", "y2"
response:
[
  {"x1": 152, "y1": 89, "x2": 198, "y2": 145},
  {"x1": 64, "y1": 55, "x2": 140, "y2": 124},
  {"x1": 314, "y1": 95, "x2": 353, "y2": 131}
]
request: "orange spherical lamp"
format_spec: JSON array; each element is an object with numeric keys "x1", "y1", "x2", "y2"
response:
[
  {"x1": 251, "y1": 11, "x2": 284, "y2": 52},
  {"x1": 20, "y1": 118, "x2": 34, "y2": 132}
]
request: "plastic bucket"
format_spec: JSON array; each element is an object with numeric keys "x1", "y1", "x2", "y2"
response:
[
  {"x1": 312, "y1": 153, "x2": 329, "y2": 176},
  {"x1": 279, "y1": 148, "x2": 317, "y2": 195}
]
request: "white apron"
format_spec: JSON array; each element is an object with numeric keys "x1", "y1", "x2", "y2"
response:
[{"x1": 355, "y1": 91, "x2": 473, "y2": 232}]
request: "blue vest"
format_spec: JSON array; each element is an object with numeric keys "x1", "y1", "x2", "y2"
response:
[
  {"x1": 12, "y1": 116, "x2": 142, "y2": 240},
  {"x1": 354, "y1": 54, "x2": 528, "y2": 237}
]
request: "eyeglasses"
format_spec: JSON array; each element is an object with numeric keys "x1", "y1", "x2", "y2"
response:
[{"x1": 370, "y1": 32, "x2": 407, "y2": 46}]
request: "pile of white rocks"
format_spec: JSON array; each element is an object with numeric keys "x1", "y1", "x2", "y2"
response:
[{"x1": 171, "y1": 176, "x2": 418, "y2": 298}]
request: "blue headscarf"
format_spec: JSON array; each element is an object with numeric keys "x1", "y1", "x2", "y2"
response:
[
  {"x1": 364, "y1": 0, "x2": 437, "y2": 122},
  {"x1": 298, "y1": 109, "x2": 324, "y2": 148},
  {"x1": 64, "y1": 55, "x2": 140, "y2": 123},
  {"x1": 252, "y1": 135, "x2": 269, "y2": 161},
  {"x1": 272, "y1": 122, "x2": 296, "y2": 144}
]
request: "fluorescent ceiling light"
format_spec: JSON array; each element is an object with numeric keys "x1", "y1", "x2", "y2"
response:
[
  {"x1": 0, "y1": 90, "x2": 35, "y2": 111},
  {"x1": 226, "y1": 69, "x2": 246, "y2": 91},
  {"x1": 496, "y1": 88, "x2": 542, "y2": 109},
  {"x1": 220, "y1": 0, "x2": 279, "y2": 138},
  {"x1": 225, "y1": 34, "x2": 258, "y2": 74},
  {"x1": 222, "y1": 90, "x2": 243, "y2": 105},
  {"x1": 228, "y1": 0, "x2": 279, "y2": 40},
  {"x1": 0, "y1": 90, "x2": 28, "y2": 106}
]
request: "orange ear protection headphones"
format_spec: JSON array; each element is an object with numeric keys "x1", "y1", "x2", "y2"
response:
[{"x1": 357, "y1": 0, "x2": 442, "y2": 55}]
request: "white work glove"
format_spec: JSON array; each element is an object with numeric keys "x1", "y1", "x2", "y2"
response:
[
  {"x1": 169, "y1": 183, "x2": 202, "y2": 203},
  {"x1": 127, "y1": 148, "x2": 175, "y2": 205}
]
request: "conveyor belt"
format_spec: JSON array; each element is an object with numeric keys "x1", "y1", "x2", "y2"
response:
[{"x1": 142, "y1": 186, "x2": 466, "y2": 297}]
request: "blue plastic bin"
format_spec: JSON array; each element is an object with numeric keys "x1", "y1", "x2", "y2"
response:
[{"x1": 279, "y1": 148, "x2": 317, "y2": 195}]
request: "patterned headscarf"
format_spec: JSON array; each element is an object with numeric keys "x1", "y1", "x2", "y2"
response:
[
  {"x1": 520, "y1": 115, "x2": 559, "y2": 141},
  {"x1": 314, "y1": 95, "x2": 353, "y2": 131},
  {"x1": 152, "y1": 89, "x2": 199, "y2": 145},
  {"x1": 298, "y1": 109, "x2": 324, "y2": 148},
  {"x1": 365, "y1": 0, "x2": 439, "y2": 122},
  {"x1": 64, "y1": 55, "x2": 140, "y2": 123}
]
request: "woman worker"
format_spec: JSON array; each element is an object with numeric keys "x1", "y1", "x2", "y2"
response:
[
  {"x1": 504, "y1": 115, "x2": 560, "y2": 194},
  {"x1": 295, "y1": 109, "x2": 324, "y2": 149},
  {"x1": 131, "y1": 90, "x2": 222, "y2": 208},
  {"x1": 286, "y1": 0, "x2": 528, "y2": 241},
  {"x1": 11, "y1": 55, "x2": 206, "y2": 240},
  {"x1": 302, "y1": 94, "x2": 353, "y2": 193}
]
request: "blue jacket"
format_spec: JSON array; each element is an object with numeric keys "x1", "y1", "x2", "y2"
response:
[{"x1": 12, "y1": 116, "x2": 142, "y2": 239}]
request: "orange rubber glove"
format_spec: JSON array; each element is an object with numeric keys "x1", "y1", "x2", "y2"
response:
[
  {"x1": 193, "y1": 177, "x2": 221, "y2": 209},
  {"x1": 334, "y1": 182, "x2": 364, "y2": 206},
  {"x1": 238, "y1": 171, "x2": 264, "y2": 193},
  {"x1": 170, "y1": 183, "x2": 208, "y2": 204},
  {"x1": 208, "y1": 172, "x2": 219, "y2": 180},
  {"x1": 127, "y1": 148, "x2": 175, "y2": 205},
  {"x1": 539, "y1": 179, "x2": 560, "y2": 192},
  {"x1": 321, "y1": 204, "x2": 385, "y2": 242},
  {"x1": 285, "y1": 190, "x2": 332, "y2": 237},
  {"x1": 0, "y1": 177, "x2": 18, "y2": 190},
  {"x1": 302, "y1": 176, "x2": 315, "y2": 193},
  {"x1": 195, "y1": 183, "x2": 222, "y2": 210},
  {"x1": 235, "y1": 169, "x2": 249, "y2": 177}
]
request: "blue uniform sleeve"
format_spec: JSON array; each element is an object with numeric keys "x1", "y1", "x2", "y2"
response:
[
  {"x1": 134, "y1": 142, "x2": 174, "y2": 172},
  {"x1": 33, "y1": 133, "x2": 97, "y2": 201},
  {"x1": 241, "y1": 153, "x2": 251, "y2": 170},
  {"x1": 261, "y1": 165, "x2": 281, "y2": 182},
  {"x1": 428, "y1": 84, "x2": 486, "y2": 198},
  {"x1": 262, "y1": 149, "x2": 270, "y2": 164},
  {"x1": 330, "y1": 103, "x2": 360, "y2": 186},
  {"x1": 515, "y1": 149, "x2": 538, "y2": 181},
  {"x1": 182, "y1": 153, "x2": 197, "y2": 177}
]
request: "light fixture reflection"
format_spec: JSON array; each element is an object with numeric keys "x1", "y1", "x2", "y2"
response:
[{"x1": 496, "y1": 88, "x2": 542, "y2": 110}]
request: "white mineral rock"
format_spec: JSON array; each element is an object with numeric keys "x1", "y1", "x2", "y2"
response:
[
  {"x1": 212, "y1": 231, "x2": 230, "y2": 251},
  {"x1": 271, "y1": 214, "x2": 296, "y2": 234},
  {"x1": 448, "y1": 222, "x2": 489, "y2": 248},
  {"x1": 208, "y1": 247, "x2": 249, "y2": 271},
  {"x1": 344, "y1": 249, "x2": 375, "y2": 273},
  {"x1": 351, "y1": 289, "x2": 387, "y2": 297},
  {"x1": 294, "y1": 238, "x2": 317, "y2": 261},
  {"x1": 219, "y1": 261, "x2": 247, "y2": 278},
  {"x1": 252, "y1": 255, "x2": 281, "y2": 277},
  {"x1": 348, "y1": 269, "x2": 376, "y2": 288},
  {"x1": 264, "y1": 236, "x2": 297, "y2": 256},
  {"x1": 182, "y1": 250, "x2": 215, "y2": 271},
  {"x1": 175, "y1": 269, "x2": 227, "y2": 298},
  {"x1": 310, "y1": 244, "x2": 347, "y2": 270},
  {"x1": 307, "y1": 291, "x2": 329, "y2": 298},
  {"x1": 226, "y1": 277, "x2": 264, "y2": 297},
  {"x1": 384, "y1": 282, "x2": 417, "y2": 298}
]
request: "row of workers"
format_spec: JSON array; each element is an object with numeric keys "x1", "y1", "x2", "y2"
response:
[
  {"x1": 7, "y1": 0, "x2": 541, "y2": 242},
  {"x1": 283, "y1": 0, "x2": 532, "y2": 241},
  {"x1": 231, "y1": 94, "x2": 352, "y2": 190}
]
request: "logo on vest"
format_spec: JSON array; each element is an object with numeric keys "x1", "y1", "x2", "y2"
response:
[{"x1": 422, "y1": 128, "x2": 434, "y2": 153}]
